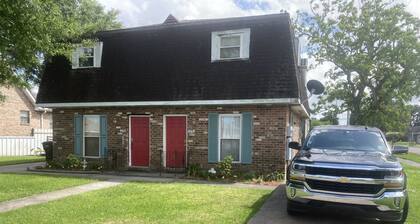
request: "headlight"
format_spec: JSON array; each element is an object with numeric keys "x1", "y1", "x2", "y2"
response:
[
  {"x1": 384, "y1": 170, "x2": 402, "y2": 178},
  {"x1": 290, "y1": 163, "x2": 305, "y2": 181},
  {"x1": 293, "y1": 163, "x2": 306, "y2": 172},
  {"x1": 384, "y1": 170, "x2": 405, "y2": 189}
]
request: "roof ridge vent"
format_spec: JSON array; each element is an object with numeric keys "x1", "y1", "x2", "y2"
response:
[{"x1": 163, "y1": 14, "x2": 178, "y2": 24}]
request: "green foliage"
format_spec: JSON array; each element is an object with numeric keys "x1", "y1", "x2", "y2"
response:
[
  {"x1": 253, "y1": 171, "x2": 285, "y2": 184},
  {"x1": 216, "y1": 156, "x2": 234, "y2": 179},
  {"x1": 187, "y1": 164, "x2": 201, "y2": 177},
  {"x1": 0, "y1": 0, "x2": 121, "y2": 97},
  {"x1": 64, "y1": 154, "x2": 82, "y2": 169},
  {"x1": 297, "y1": 0, "x2": 420, "y2": 132},
  {"x1": 88, "y1": 160, "x2": 104, "y2": 171},
  {"x1": 311, "y1": 118, "x2": 333, "y2": 127},
  {"x1": 47, "y1": 160, "x2": 65, "y2": 169},
  {"x1": 386, "y1": 132, "x2": 406, "y2": 142}
]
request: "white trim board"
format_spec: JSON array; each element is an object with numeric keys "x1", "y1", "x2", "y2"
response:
[{"x1": 36, "y1": 98, "x2": 300, "y2": 108}]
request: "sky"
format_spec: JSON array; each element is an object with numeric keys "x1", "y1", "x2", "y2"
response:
[{"x1": 97, "y1": 0, "x2": 420, "y2": 124}]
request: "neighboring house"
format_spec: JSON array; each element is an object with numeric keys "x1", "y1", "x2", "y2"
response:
[
  {"x1": 0, "y1": 86, "x2": 52, "y2": 136},
  {"x1": 408, "y1": 126, "x2": 420, "y2": 144},
  {"x1": 36, "y1": 13, "x2": 309, "y2": 173}
]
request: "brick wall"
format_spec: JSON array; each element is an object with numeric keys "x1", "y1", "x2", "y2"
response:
[
  {"x1": 0, "y1": 87, "x2": 52, "y2": 136},
  {"x1": 52, "y1": 105, "x2": 290, "y2": 174}
]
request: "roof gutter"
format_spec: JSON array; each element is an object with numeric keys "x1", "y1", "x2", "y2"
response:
[
  {"x1": 36, "y1": 98, "x2": 301, "y2": 108},
  {"x1": 22, "y1": 89, "x2": 51, "y2": 112}
]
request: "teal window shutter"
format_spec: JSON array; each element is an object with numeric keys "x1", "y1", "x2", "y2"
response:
[
  {"x1": 74, "y1": 114, "x2": 83, "y2": 156},
  {"x1": 241, "y1": 112, "x2": 253, "y2": 164},
  {"x1": 100, "y1": 115, "x2": 108, "y2": 158},
  {"x1": 208, "y1": 113, "x2": 219, "y2": 163}
]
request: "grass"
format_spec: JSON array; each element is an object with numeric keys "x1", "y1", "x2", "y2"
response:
[
  {"x1": 403, "y1": 164, "x2": 420, "y2": 224},
  {"x1": 0, "y1": 182, "x2": 271, "y2": 224},
  {"x1": 396, "y1": 153, "x2": 420, "y2": 164},
  {"x1": 0, "y1": 156, "x2": 44, "y2": 166},
  {"x1": 0, "y1": 173, "x2": 96, "y2": 202}
]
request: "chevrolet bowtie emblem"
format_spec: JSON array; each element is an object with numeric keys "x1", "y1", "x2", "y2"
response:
[{"x1": 338, "y1": 177, "x2": 350, "y2": 183}]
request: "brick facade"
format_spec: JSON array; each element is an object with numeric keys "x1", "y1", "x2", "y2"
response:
[
  {"x1": 0, "y1": 86, "x2": 52, "y2": 136},
  {"x1": 52, "y1": 105, "x2": 302, "y2": 174}
]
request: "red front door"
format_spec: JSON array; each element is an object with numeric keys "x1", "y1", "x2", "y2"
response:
[
  {"x1": 130, "y1": 116, "x2": 150, "y2": 167},
  {"x1": 165, "y1": 116, "x2": 186, "y2": 168}
]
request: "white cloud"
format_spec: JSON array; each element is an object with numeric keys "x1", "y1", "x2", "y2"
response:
[{"x1": 98, "y1": 0, "x2": 310, "y2": 27}]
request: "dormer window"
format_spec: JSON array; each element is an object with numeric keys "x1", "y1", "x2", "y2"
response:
[
  {"x1": 79, "y1": 47, "x2": 94, "y2": 67},
  {"x1": 211, "y1": 28, "x2": 250, "y2": 62},
  {"x1": 72, "y1": 42, "x2": 103, "y2": 69}
]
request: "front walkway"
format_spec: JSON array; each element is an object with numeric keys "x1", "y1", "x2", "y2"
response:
[
  {"x1": 398, "y1": 158, "x2": 420, "y2": 168},
  {"x1": 0, "y1": 179, "x2": 123, "y2": 213}
]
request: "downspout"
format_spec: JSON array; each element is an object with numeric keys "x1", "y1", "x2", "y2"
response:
[
  {"x1": 285, "y1": 106, "x2": 293, "y2": 170},
  {"x1": 40, "y1": 112, "x2": 44, "y2": 129}
]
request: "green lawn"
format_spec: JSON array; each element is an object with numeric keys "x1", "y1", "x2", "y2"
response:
[
  {"x1": 0, "y1": 156, "x2": 44, "y2": 166},
  {"x1": 404, "y1": 164, "x2": 420, "y2": 224},
  {"x1": 396, "y1": 153, "x2": 420, "y2": 164},
  {"x1": 0, "y1": 173, "x2": 96, "y2": 202},
  {"x1": 0, "y1": 182, "x2": 271, "y2": 224}
]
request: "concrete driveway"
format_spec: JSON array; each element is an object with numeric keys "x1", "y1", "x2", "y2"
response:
[
  {"x1": 0, "y1": 162, "x2": 44, "y2": 173},
  {"x1": 249, "y1": 185, "x2": 377, "y2": 224},
  {"x1": 409, "y1": 146, "x2": 420, "y2": 155}
]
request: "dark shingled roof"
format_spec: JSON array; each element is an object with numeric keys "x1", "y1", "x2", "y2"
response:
[{"x1": 37, "y1": 13, "x2": 302, "y2": 104}]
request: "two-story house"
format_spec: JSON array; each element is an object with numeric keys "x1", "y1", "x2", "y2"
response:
[
  {"x1": 0, "y1": 86, "x2": 52, "y2": 136},
  {"x1": 36, "y1": 13, "x2": 309, "y2": 173}
]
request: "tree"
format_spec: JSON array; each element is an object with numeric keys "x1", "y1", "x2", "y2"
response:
[
  {"x1": 297, "y1": 0, "x2": 420, "y2": 132},
  {"x1": 0, "y1": 0, "x2": 121, "y2": 99},
  {"x1": 411, "y1": 105, "x2": 420, "y2": 127}
]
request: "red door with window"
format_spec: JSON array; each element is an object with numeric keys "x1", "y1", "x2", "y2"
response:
[
  {"x1": 130, "y1": 117, "x2": 150, "y2": 167},
  {"x1": 165, "y1": 116, "x2": 186, "y2": 168}
]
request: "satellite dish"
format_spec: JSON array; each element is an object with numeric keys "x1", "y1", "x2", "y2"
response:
[{"x1": 306, "y1": 80, "x2": 325, "y2": 95}]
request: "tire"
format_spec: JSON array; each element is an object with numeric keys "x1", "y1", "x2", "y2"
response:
[
  {"x1": 286, "y1": 199, "x2": 305, "y2": 216},
  {"x1": 383, "y1": 197, "x2": 409, "y2": 224}
]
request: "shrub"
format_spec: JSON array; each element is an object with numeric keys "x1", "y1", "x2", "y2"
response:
[
  {"x1": 46, "y1": 160, "x2": 64, "y2": 169},
  {"x1": 88, "y1": 161, "x2": 104, "y2": 171},
  {"x1": 262, "y1": 171, "x2": 284, "y2": 182},
  {"x1": 64, "y1": 154, "x2": 82, "y2": 169},
  {"x1": 187, "y1": 164, "x2": 201, "y2": 177},
  {"x1": 253, "y1": 171, "x2": 285, "y2": 183},
  {"x1": 216, "y1": 156, "x2": 233, "y2": 179}
]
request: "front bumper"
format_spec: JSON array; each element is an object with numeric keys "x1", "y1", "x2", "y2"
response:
[{"x1": 286, "y1": 182, "x2": 407, "y2": 212}]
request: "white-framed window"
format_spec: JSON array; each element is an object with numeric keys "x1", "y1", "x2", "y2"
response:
[
  {"x1": 218, "y1": 114, "x2": 242, "y2": 162},
  {"x1": 20, "y1": 110, "x2": 30, "y2": 125},
  {"x1": 83, "y1": 115, "x2": 100, "y2": 158},
  {"x1": 72, "y1": 42, "x2": 103, "y2": 69},
  {"x1": 211, "y1": 28, "x2": 250, "y2": 62}
]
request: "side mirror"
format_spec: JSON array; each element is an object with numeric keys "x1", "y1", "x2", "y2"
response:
[
  {"x1": 392, "y1": 145, "x2": 408, "y2": 154},
  {"x1": 289, "y1": 141, "x2": 301, "y2": 150}
]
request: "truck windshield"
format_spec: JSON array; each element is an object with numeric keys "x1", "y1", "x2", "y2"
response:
[{"x1": 305, "y1": 129, "x2": 388, "y2": 152}]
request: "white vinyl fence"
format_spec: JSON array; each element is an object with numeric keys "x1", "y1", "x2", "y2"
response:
[{"x1": 0, "y1": 129, "x2": 52, "y2": 156}]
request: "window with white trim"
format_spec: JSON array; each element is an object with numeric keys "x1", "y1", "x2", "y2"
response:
[
  {"x1": 219, "y1": 114, "x2": 241, "y2": 162},
  {"x1": 211, "y1": 28, "x2": 250, "y2": 61},
  {"x1": 83, "y1": 115, "x2": 100, "y2": 157},
  {"x1": 20, "y1": 111, "x2": 30, "y2": 125},
  {"x1": 79, "y1": 47, "x2": 94, "y2": 67},
  {"x1": 72, "y1": 42, "x2": 103, "y2": 69}
]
